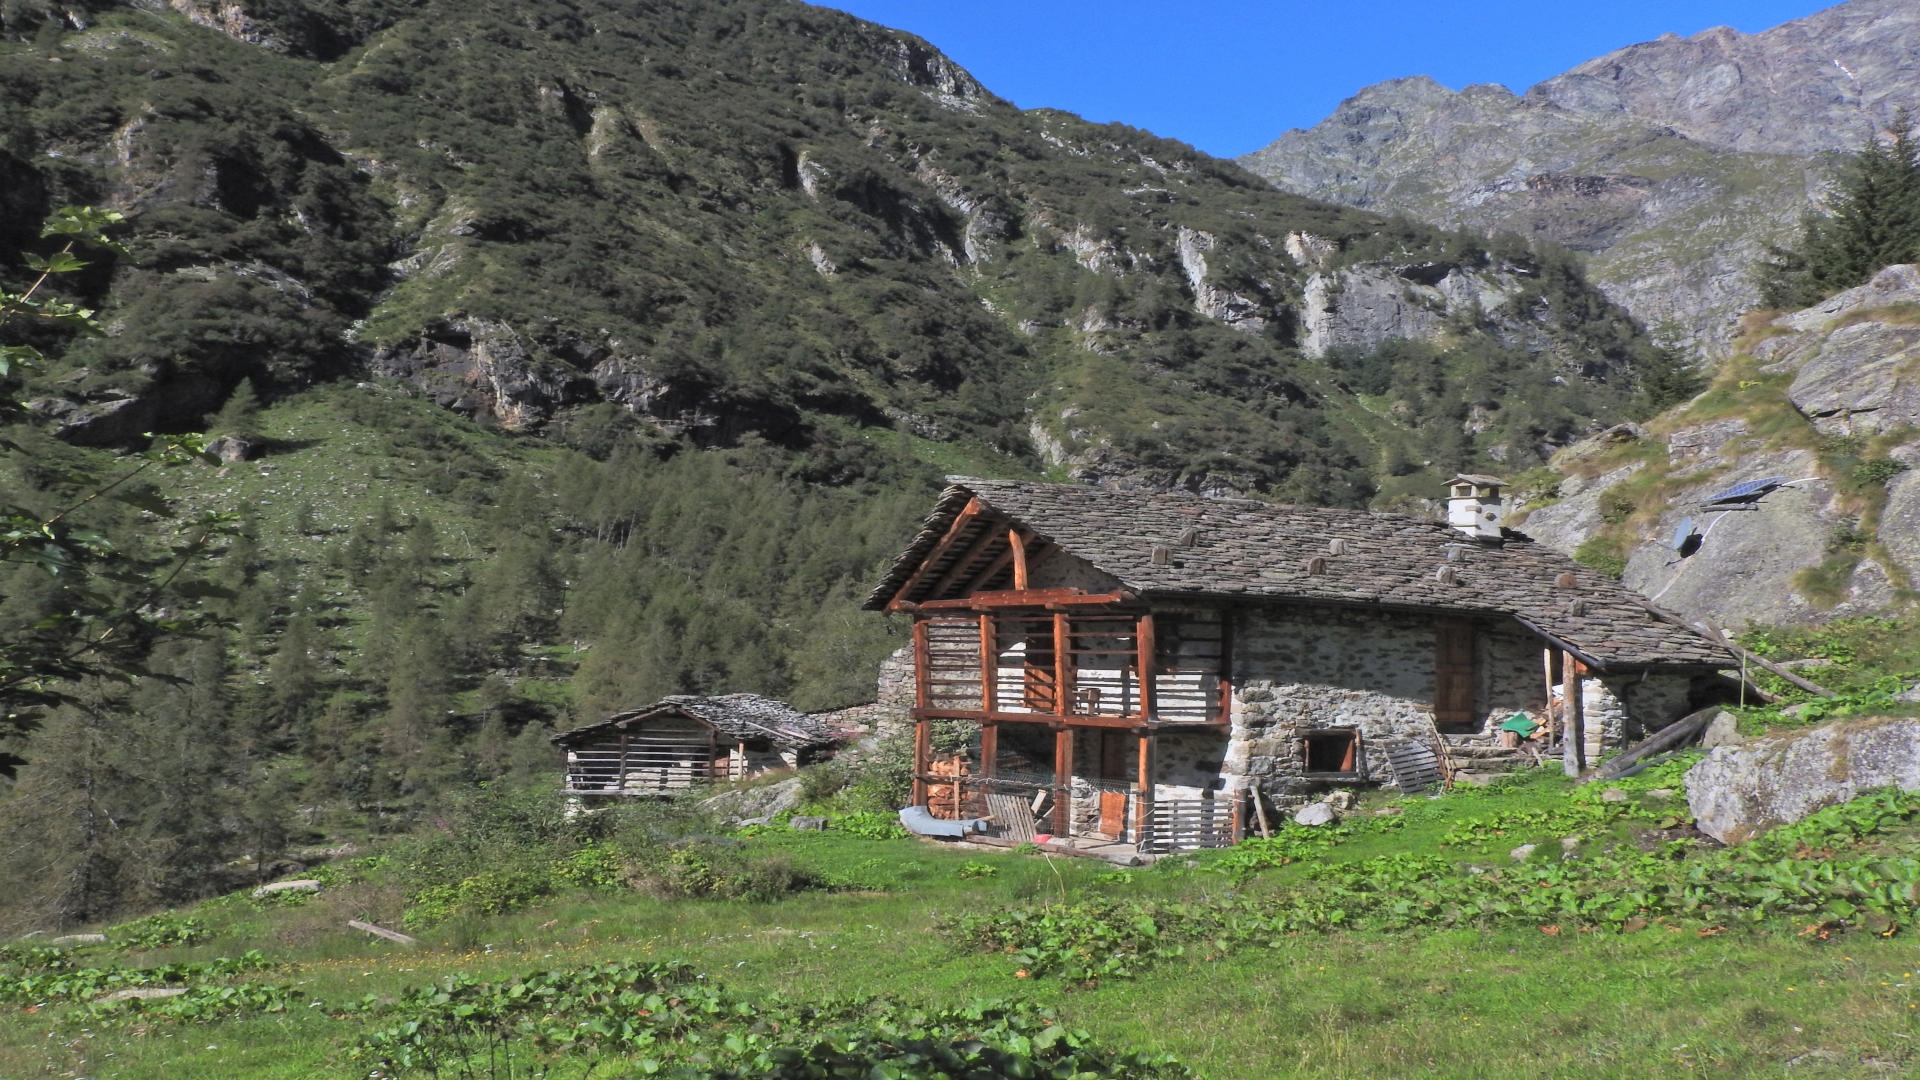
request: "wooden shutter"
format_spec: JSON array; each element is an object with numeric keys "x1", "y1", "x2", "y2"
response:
[{"x1": 1434, "y1": 618, "x2": 1477, "y2": 728}]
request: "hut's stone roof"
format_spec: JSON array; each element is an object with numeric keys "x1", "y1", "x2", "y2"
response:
[
  {"x1": 552, "y1": 694, "x2": 837, "y2": 750},
  {"x1": 865, "y1": 479, "x2": 1732, "y2": 671}
]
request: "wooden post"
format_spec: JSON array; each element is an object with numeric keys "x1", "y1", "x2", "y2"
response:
[
  {"x1": 1054, "y1": 611, "x2": 1073, "y2": 715},
  {"x1": 979, "y1": 613, "x2": 997, "y2": 712},
  {"x1": 980, "y1": 722, "x2": 998, "y2": 779},
  {"x1": 1009, "y1": 529, "x2": 1029, "y2": 589},
  {"x1": 1053, "y1": 726, "x2": 1073, "y2": 836},
  {"x1": 1251, "y1": 783, "x2": 1272, "y2": 839},
  {"x1": 1216, "y1": 608, "x2": 1233, "y2": 724},
  {"x1": 1136, "y1": 613, "x2": 1157, "y2": 719},
  {"x1": 1561, "y1": 651, "x2": 1585, "y2": 777},
  {"x1": 617, "y1": 731, "x2": 629, "y2": 792},
  {"x1": 913, "y1": 717, "x2": 931, "y2": 807},
  {"x1": 1134, "y1": 730, "x2": 1153, "y2": 846}
]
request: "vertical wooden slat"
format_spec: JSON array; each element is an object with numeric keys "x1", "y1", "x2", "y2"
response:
[
  {"x1": 1053, "y1": 726, "x2": 1073, "y2": 836},
  {"x1": 1009, "y1": 530, "x2": 1029, "y2": 589},
  {"x1": 913, "y1": 618, "x2": 931, "y2": 709},
  {"x1": 1216, "y1": 608, "x2": 1233, "y2": 723},
  {"x1": 979, "y1": 613, "x2": 997, "y2": 712},
  {"x1": 1054, "y1": 611, "x2": 1073, "y2": 715},
  {"x1": 913, "y1": 717, "x2": 931, "y2": 807},
  {"x1": 1562, "y1": 651, "x2": 1585, "y2": 777},
  {"x1": 1434, "y1": 618, "x2": 1477, "y2": 727},
  {"x1": 617, "y1": 732, "x2": 629, "y2": 789},
  {"x1": 1135, "y1": 730, "x2": 1153, "y2": 843},
  {"x1": 1136, "y1": 613, "x2": 1156, "y2": 720}
]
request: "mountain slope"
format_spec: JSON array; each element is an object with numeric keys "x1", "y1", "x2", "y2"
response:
[
  {"x1": 1238, "y1": 0, "x2": 1920, "y2": 349},
  {"x1": 4, "y1": 0, "x2": 1675, "y2": 501}
]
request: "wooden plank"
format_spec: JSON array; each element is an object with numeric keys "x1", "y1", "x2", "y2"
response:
[
  {"x1": 1136, "y1": 731, "x2": 1153, "y2": 842},
  {"x1": 1698, "y1": 620, "x2": 1835, "y2": 697},
  {"x1": 911, "y1": 588, "x2": 1132, "y2": 611},
  {"x1": 886, "y1": 498, "x2": 987, "y2": 610},
  {"x1": 1562, "y1": 650, "x2": 1585, "y2": 777},
  {"x1": 980, "y1": 722, "x2": 999, "y2": 779},
  {"x1": 1137, "y1": 613, "x2": 1156, "y2": 720},
  {"x1": 913, "y1": 717, "x2": 931, "y2": 808},
  {"x1": 1097, "y1": 790, "x2": 1128, "y2": 840},
  {"x1": 1053, "y1": 727, "x2": 1073, "y2": 836},
  {"x1": 1583, "y1": 706, "x2": 1723, "y2": 784},
  {"x1": 1009, "y1": 529, "x2": 1030, "y2": 589},
  {"x1": 1216, "y1": 610, "x2": 1233, "y2": 724},
  {"x1": 927, "y1": 518, "x2": 1013, "y2": 600},
  {"x1": 1054, "y1": 612, "x2": 1074, "y2": 715},
  {"x1": 913, "y1": 619, "x2": 931, "y2": 710},
  {"x1": 1434, "y1": 617, "x2": 1477, "y2": 726},
  {"x1": 348, "y1": 920, "x2": 419, "y2": 946},
  {"x1": 909, "y1": 708, "x2": 1173, "y2": 729},
  {"x1": 979, "y1": 613, "x2": 997, "y2": 712}
]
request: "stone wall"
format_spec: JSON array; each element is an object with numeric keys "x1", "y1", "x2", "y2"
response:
[{"x1": 1223, "y1": 604, "x2": 1440, "y2": 794}]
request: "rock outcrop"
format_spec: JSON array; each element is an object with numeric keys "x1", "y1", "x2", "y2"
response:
[
  {"x1": 1239, "y1": 0, "x2": 1920, "y2": 348},
  {"x1": 1686, "y1": 717, "x2": 1920, "y2": 843},
  {"x1": 1514, "y1": 264, "x2": 1920, "y2": 628}
]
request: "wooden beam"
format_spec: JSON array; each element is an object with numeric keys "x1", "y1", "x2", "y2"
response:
[
  {"x1": 979, "y1": 612, "x2": 998, "y2": 712},
  {"x1": 1216, "y1": 609, "x2": 1234, "y2": 724},
  {"x1": 912, "y1": 716, "x2": 931, "y2": 808},
  {"x1": 1697, "y1": 620, "x2": 1836, "y2": 698},
  {"x1": 1561, "y1": 650, "x2": 1585, "y2": 778},
  {"x1": 912, "y1": 588, "x2": 1133, "y2": 612},
  {"x1": 980, "y1": 722, "x2": 998, "y2": 779},
  {"x1": 1135, "y1": 730, "x2": 1153, "y2": 844},
  {"x1": 1583, "y1": 706, "x2": 1722, "y2": 785},
  {"x1": 1054, "y1": 612, "x2": 1073, "y2": 715},
  {"x1": 1053, "y1": 726, "x2": 1073, "y2": 836},
  {"x1": 926, "y1": 517, "x2": 1013, "y2": 600},
  {"x1": 909, "y1": 708, "x2": 1168, "y2": 729},
  {"x1": 1136, "y1": 612, "x2": 1156, "y2": 720},
  {"x1": 1010, "y1": 529, "x2": 1030, "y2": 589},
  {"x1": 886, "y1": 498, "x2": 987, "y2": 610}
]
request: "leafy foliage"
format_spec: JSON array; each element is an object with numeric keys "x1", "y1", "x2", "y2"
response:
[
  {"x1": 350, "y1": 961, "x2": 1187, "y2": 1078},
  {"x1": 951, "y1": 789, "x2": 1920, "y2": 983}
]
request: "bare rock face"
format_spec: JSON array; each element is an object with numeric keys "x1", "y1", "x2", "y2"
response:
[
  {"x1": 1300, "y1": 262, "x2": 1526, "y2": 358},
  {"x1": 1517, "y1": 265, "x2": 1920, "y2": 628},
  {"x1": 1686, "y1": 717, "x2": 1920, "y2": 843},
  {"x1": 1239, "y1": 1, "x2": 1920, "y2": 347}
]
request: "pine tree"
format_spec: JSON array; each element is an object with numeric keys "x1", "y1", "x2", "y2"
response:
[
  {"x1": 1759, "y1": 108, "x2": 1920, "y2": 309},
  {"x1": 208, "y1": 379, "x2": 263, "y2": 440}
]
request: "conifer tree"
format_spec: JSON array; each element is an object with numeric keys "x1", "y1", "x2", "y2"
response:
[
  {"x1": 208, "y1": 379, "x2": 263, "y2": 440},
  {"x1": 1759, "y1": 108, "x2": 1920, "y2": 309}
]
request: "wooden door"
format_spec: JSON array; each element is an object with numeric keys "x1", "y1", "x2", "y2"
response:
[
  {"x1": 1098, "y1": 791, "x2": 1128, "y2": 840},
  {"x1": 1434, "y1": 618, "x2": 1477, "y2": 732}
]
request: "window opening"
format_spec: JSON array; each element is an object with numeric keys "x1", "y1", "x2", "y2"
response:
[{"x1": 1302, "y1": 729, "x2": 1358, "y2": 774}]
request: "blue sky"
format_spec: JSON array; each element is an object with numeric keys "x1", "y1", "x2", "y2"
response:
[{"x1": 824, "y1": 1, "x2": 1829, "y2": 158}]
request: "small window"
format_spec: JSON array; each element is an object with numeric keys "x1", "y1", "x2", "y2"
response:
[{"x1": 1302, "y1": 730, "x2": 1358, "y2": 774}]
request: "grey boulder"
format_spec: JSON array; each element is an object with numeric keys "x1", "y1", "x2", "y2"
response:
[
  {"x1": 1292, "y1": 802, "x2": 1338, "y2": 827},
  {"x1": 1685, "y1": 717, "x2": 1920, "y2": 843}
]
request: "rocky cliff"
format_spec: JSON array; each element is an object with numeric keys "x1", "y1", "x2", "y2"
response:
[
  {"x1": 1238, "y1": 0, "x2": 1920, "y2": 349},
  {"x1": 2, "y1": 0, "x2": 1674, "y2": 500},
  {"x1": 1514, "y1": 263, "x2": 1920, "y2": 628}
]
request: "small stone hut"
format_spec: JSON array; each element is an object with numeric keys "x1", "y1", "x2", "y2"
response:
[
  {"x1": 552, "y1": 694, "x2": 837, "y2": 795},
  {"x1": 865, "y1": 479, "x2": 1736, "y2": 853}
]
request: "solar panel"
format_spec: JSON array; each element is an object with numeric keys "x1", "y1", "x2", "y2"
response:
[
  {"x1": 1670, "y1": 516, "x2": 1695, "y2": 550},
  {"x1": 1702, "y1": 476, "x2": 1786, "y2": 505}
]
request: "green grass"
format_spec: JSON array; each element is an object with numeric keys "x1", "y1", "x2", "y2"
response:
[{"x1": 13, "y1": 775, "x2": 1920, "y2": 1078}]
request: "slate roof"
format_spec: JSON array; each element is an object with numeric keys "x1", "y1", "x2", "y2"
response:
[
  {"x1": 864, "y1": 479, "x2": 1732, "y2": 671},
  {"x1": 552, "y1": 694, "x2": 839, "y2": 750}
]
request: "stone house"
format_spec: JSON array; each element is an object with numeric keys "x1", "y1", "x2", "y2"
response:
[
  {"x1": 552, "y1": 694, "x2": 837, "y2": 795},
  {"x1": 865, "y1": 479, "x2": 1734, "y2": 854}
]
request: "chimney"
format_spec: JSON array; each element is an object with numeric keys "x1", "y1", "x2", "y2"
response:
[{"x1": 1447, "y1": 474, "x2": 1507, "y2": 540}]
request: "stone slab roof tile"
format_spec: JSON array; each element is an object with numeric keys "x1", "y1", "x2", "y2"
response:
[
  {"x1": 553, "y1": 693, "x2": 837, "y2": 749},
  {"x1": 866, "y1": 479, "x2": 1731, "y2": 670}
]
